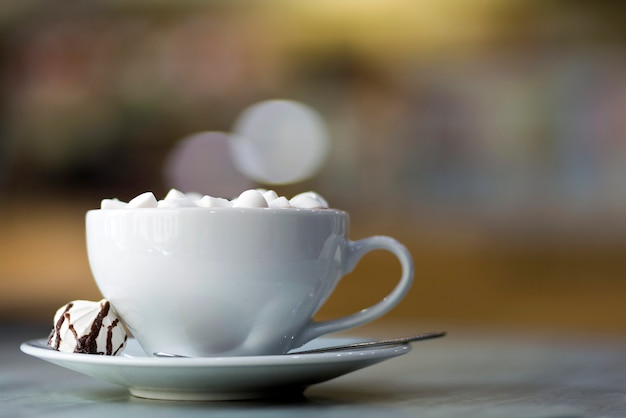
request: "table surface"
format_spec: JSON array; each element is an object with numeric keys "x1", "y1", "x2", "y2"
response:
[{"x1": 2, "y1": 322, "x2": 625, "y2": 418}]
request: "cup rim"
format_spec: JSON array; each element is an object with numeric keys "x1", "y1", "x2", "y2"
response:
[{"x1": 86, "y1": 207, "x2": 347, "y2": 216}]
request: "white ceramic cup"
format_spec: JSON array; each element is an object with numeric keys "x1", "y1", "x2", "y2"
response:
[{"x1": 86, "y1": 208, "x2": 413, "y2": 357}]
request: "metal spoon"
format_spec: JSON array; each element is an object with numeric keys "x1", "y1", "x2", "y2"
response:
[{"x1": 153, "y1": 331, "x2": 446, "y2": 357}]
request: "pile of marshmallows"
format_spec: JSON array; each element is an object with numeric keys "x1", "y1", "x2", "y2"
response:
[{"x1": 101, "y1": 189, "x2": 329, "y2": 210}]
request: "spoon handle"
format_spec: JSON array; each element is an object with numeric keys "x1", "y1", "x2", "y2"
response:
[
  {"x1": 153, "y1": 332, "x2": 446, "y2": 358},
  {"x1": 289, "y1": 331, "x2": 446, "y2": 355}
]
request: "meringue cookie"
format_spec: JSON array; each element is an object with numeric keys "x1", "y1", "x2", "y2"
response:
[{"x1": 48, "y1": 299, "x2": 128, "y2": 355}]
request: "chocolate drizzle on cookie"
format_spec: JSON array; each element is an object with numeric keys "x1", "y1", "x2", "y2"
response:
[
  {"x1": 47, "y1": 300, "x2": 127, "y2": 355},
  {"x1": 75, "y1": 300, "x2": 110, "y2": 354},
  {"x1": 47, "y1": 302, "x2": 73, "y2": 350}
]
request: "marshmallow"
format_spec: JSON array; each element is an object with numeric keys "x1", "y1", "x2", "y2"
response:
[
  {"x1": 163, "y1": 189, "x2": 189, "y2": 200},
  {"x1": 164, "y1": 188, "x2": 187, "y2": 200},
  {"x1": 232, "y1": 189, "x2": 268, "y2": 208},
  {"x1": 100, "y1": 198, "x2": 127, "y2": 209},
  {"x1": 48, "y1": 299, "x2": 128, "y2": 355},
  {"x1": 197, "y1": 195, "x2": 232, "y2": 208},
  {"x1": 158, "y1": 189, "x2": 197, "y2": 207},
  {"x1": 268, "y1": 196, "x2": 291, "y2": 208},
  {"x1": 294, "y1": 191, "x2": 329, "y2": 208},
  {"x1": 185, "y1": 191, "x2": 203, "y2": 203},
  {"x1": 157, "y1": 199, "x2": 197, "y2": 208},
  {"x1": 126, "y1": 192, "x2": 158, "y2": 208},
  {"x1": 261, "y1": 189, "x2": 279, "y2": 205},
  {"x1": 290, "y1": 191, "x2": 328, "y2": 209}
]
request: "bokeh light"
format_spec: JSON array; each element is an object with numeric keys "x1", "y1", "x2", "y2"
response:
[
  {"x1": 163, "y1": 131, "x2": 253, "y2": 198},
  {"x1": 230, "y1": 100, "x2": 330, "y2": 185}
]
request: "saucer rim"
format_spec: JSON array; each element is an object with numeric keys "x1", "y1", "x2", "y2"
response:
[{"x1": 21, "y1": 337, "x2": 411, "y2": 366}]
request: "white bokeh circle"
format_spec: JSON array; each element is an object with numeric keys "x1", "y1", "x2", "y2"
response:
[{"x1": 230, "y1": 100, "x2": 330, "y2": 184}]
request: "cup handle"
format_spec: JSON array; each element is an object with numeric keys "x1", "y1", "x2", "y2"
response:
[{"x1": 294, "y1": 236, "x2": 414, "y2": 347}]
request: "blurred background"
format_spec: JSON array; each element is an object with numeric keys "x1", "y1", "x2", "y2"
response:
[{"x1": 1, "y1": 0, "x2": 625, "y2": 335}]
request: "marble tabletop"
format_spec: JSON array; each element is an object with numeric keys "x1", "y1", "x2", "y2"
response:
[{"x1": 2, "y1": 322, "x2": 625, "y2": 418}]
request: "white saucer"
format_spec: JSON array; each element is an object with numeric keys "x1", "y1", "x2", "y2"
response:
[{"x1": 21, "y1": 337, "x2": 410, "y2": 401}]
